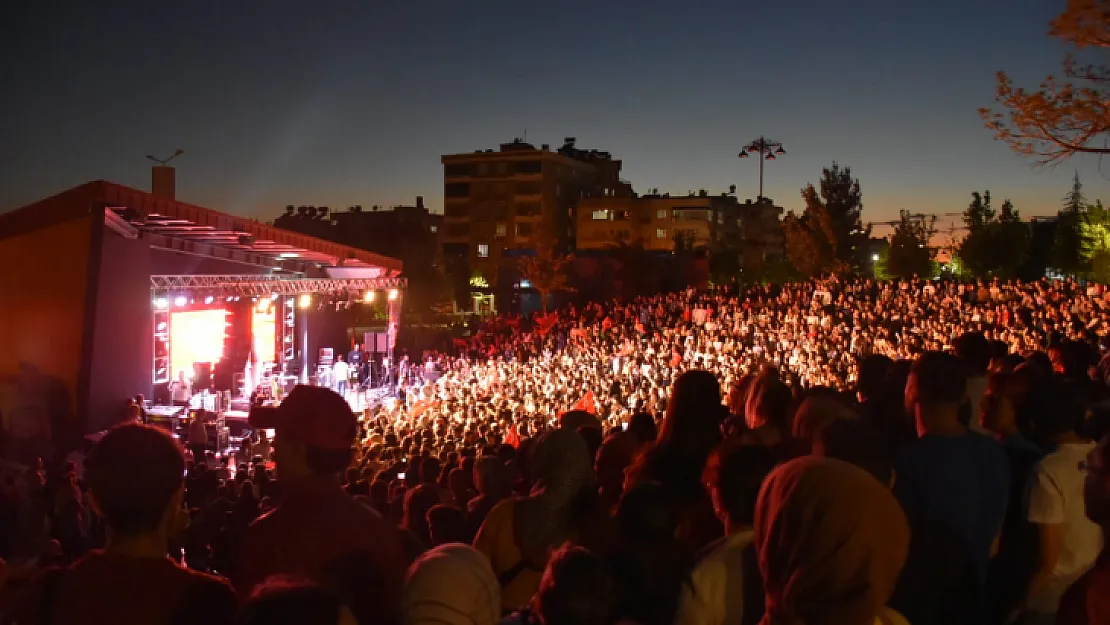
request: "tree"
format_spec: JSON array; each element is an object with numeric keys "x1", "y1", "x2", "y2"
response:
[
  {"x1": 518, "y1": 237, "x2": 576, "y2": 313},
  {"x1": 980, "y1": 0, "x2": 1110, "y2": 164},
  {"x1": 885, "y1": 210, "x2": 938, "y2": 279},
  {"x1": 1053, "y1": 171, "x2": 1091, "y2": 275},
  {"x1": 784, "y1": 163, "x2": 868, "y2": 277},
  {"x1": 1080, "y1": 199, "x2": 1110, "y2": 280},
  {"x1": 958, "y1": 191, "x2": 1031, "y2": 278}
]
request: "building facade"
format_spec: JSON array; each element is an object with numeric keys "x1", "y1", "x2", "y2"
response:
[
  {"x1": 576, "y1": 192, "x2": 784, "y2": 263},
  {"x1": 440, "y1": 137, "x2": 631, "y2": 290},
  {"x1": 272, "y1": 197, "x2": 445, "y2": 311}
]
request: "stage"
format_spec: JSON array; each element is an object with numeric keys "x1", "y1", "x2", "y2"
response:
[{"x1": 0, "y1": 179, "x2": 408, "y2": 449}]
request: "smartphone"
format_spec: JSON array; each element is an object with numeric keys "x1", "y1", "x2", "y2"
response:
[{"x1": 398, "y1": 472, "x2": 407, "y2": 480}]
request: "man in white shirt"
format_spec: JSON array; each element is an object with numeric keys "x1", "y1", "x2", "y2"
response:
[
  {"x1": 332, "y1": 355, "x2": 350, "y2": 398},
  {"x1": 675, "y1": 444, "x2": 777, "y2": 625},
  {"x1": 1022, "y1": 381, "x2": 1103, "y2": 622}
]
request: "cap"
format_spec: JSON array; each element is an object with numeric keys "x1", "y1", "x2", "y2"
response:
[{"x1": 248, "y1": 385, "x2": 356, "y2": 450}]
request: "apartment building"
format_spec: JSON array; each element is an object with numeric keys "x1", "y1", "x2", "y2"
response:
[
  {"x1": 576, "y1": 192, "x2": 785, "y2": 276},
  {"x1": 440, "y1": 137, "x2": 631, "y2": 288}
]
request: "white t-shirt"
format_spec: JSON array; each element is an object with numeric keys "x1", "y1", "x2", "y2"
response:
[
  {"x1": 332, "y1": 360, "x2": 350, "y2": 382},
  {"x1": 674, "y1": 529, "x2": 754, "y2": 625},
  {"x1": 1026, "y1": 441, "x2": 1104, "y2": 613}
]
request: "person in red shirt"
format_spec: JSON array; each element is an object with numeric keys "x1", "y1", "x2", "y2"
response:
[
  {"x1": 1057, "y1": 432, "x2": 1110, "y2": 625},
  {"x1": 234, "y1": 385, "x2": 407, "y2": 625},
  {"x1": 8, "y1": 423, "x2": 236, "y2": 625}
]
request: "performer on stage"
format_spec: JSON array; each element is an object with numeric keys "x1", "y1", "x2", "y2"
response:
[
  {"x1": 169, "y1": 371, "x2": 192, "y2": 407},
  {"x1": 333, "y1": 354, "x2": 350, "y2": 397}
]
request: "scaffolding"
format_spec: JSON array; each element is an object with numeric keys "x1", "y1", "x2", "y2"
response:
[{"x1": 150, "y1": 274, "x2": 407, "y2": 297}]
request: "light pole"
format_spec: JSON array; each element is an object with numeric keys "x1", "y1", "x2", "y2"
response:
[{"x1": 738, "y1": 137, "x2": 785, "y2": 201}]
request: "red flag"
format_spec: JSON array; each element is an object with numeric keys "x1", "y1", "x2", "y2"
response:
[
  {"x1": 505, "y1": 427, "x2": 520, "y2": 449},
  {"x1": 572, "y1": 390, "x2": 597, "y2": 415}
]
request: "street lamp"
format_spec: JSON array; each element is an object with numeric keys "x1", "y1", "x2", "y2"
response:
[{"x1": 738, "y1": 137, "x2": 786, "y2": 201}]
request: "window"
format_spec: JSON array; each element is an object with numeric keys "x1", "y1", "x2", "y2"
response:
[
  {"x1": 516, "y1": 222, "x2": 534, "y2": 237},
  {"x1": 430, "y1": 225, "x2": 438, "y2": 233},
  {"x1": 445, "y1": 183, "x2": 470, "y2": 198},
  {"x1": 495, "y1": 223, "x2": 507, "y2": 238},
  {"x1": 656, "y1": 209, "x2": 668, "y2": 219},
  {"x1": 446, "y1": 223, "x2": 470, "y2": 237},
  {"x1": 444, "y1": 203, "x2": 469, "y2": 218},
  {"x1": 516, "y1": 202, "x2": 541, "y2": 216},
  {"x1": 515, "y1": 181, "x2": 541, "y2": 195},
  {"x1": 656, "y1": 228, "x2": 667, "y2": 239},
  {"x1": 477, "y1": 244, "x2": 489, "y2": 258},
  {"x1": 592, "y1": 210, "x2": 611, "y2": 221},
  {"x1": 494, "y1": 162, "x2": 508, "y2": 175},
  {"x1": 514, "y1": 160, "x2": 542, "y2": 174},
  {"x1": 476, "y1": 163, "x2": 489, "y2": 175},
  {"x1": 444, "y1": 163, "x2": 472, "y2": 177}
]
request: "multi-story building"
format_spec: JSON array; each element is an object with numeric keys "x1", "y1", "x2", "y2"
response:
[
  {"x1": 577, "y1": 192, "x2": 784, "y2": 261},
  {"x1": 272, "y1": 197, "x2": 445, "y2": 310},
  {"x1": 440, "y1": 137, "x2": 631, "y2": 290}
]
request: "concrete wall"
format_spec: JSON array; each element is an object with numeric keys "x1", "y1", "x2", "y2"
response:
[{"x1": 86, "y1": 229, "x2": 153, "y2": 432}]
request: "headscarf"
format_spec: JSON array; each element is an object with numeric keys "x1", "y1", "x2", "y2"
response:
[
  {"x1": 513, "y1": 427, "x2": 594, "y2": 564},
  {"x1": 755, "y1": 457, "x2": 909, "y2": 625},
  {"x1": 402, "y1": 543, "x2": 500, "y2": 625}
]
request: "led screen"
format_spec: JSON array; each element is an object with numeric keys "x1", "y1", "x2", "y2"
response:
[{"x1": 170, "y1": 309, "x2": 227, "y2": 380}]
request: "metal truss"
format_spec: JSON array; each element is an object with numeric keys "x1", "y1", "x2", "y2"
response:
[{"x1": 150, "y1": 274, "x2": 407, "y2": 296}]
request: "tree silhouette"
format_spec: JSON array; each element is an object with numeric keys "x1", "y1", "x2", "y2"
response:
[
  {"x1": 518, "y1": 237, "x2": 576, "y2": 313},
  {"x1": 783, "y1": 163, "x2": 866, "y2": 277},
  {"x1": 958, "y1": 191, "x2": 1031, "y2": 278},
  {"x1": 885, "y1": 210, "x2": 938, "y2": 279},
  {"x1": 1054, "y1": 171, "x2": 1091, "y2": 275},
  {"x1": 981, "y1": 0, "x2": 1110, "y2": 164}
]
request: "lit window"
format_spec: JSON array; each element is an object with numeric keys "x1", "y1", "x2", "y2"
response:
[
  {"x1": 656, "y1": 229, "x2": 667, "y2": 239},
  {"x1": 592, "y1": 210, "x2": 611, "y2": 220},
  {"x1": 496, "y1": 223, "x2": 507, "y2": 237},
  {"x1": 656, "y1": 209, "x2": 667, "y2": 219},
  {"x1": 430, "y1": 225, "x2": 438, "y2": 233},
  {"x1": 478, "y1": 244, "x2": 489, "y2": 258}
]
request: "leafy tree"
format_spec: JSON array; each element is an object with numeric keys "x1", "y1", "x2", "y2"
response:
[
  {"x1": 981, "y1": 0, "x2": 1110, "y2": 164},
  {"x1": 885, "y1": 210, "x2": 938, "y2": 279},
  {"x1": 1053, "y1": 171, "x2": 1090, "y2": 275},
  {"x1": 786, "y1": 163, "x2": 870, "y2": 277},
  {"x1": 518, "y1": 237, "x2": 575, "y2": 313},
  {"x1": 958, "y1": 191, "x2": 1031, "y2": 278},
  {"x1": 1080, "y1": 199, "x2": 1110, "y2": 280}
]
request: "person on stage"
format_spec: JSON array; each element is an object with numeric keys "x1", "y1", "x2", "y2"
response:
[
  {"x1": 170, "y1": 371, "x2": 192, "y2": 407},
  {"x1": 333, "y1": 354, "x2": 350, "y2": 398}
]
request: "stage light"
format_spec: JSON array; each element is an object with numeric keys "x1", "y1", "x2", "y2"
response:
[
  {"x1": 388, "y1": 289, "x2": 399, "y2": 301},
  {"x1": 364, "y1": 291, "x2": 376, "y2": 303},
  {"x1": 153, "y1": 298, "x2": 168, "y2": 310},
  {"x1": 174, "y1": 296, "x2": 187, "y2": 307},
  {"x1": 298, "y1": 294, "x2": 312, "y2": 309},
  {"x1": 204, "y1": 296, "x2": 214, "y2": 305}
]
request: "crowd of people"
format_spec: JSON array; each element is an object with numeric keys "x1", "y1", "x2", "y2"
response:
[{"x1": 1, "y1": 276, "x2": 1109, "y2": 625}]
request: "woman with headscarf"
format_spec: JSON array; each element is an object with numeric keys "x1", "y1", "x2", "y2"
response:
[
  {"x1": 402, "y1": 543, "x2": 501, "y2": 625},
  {"x1": 755, "y1": 457, "x2": 911, "y2": 625},
  {"x1": 474, "y1": 427, "x2": 596, "y2": 614}
]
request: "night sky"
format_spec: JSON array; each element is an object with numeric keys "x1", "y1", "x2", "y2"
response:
[{"x1": 2, "y1": 0, "x2": 1105, "y2": 223}]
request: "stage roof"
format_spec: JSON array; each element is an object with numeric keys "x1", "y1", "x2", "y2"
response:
[{"x1": 1, "y1": 181, "x2": 403, "y2": 275}]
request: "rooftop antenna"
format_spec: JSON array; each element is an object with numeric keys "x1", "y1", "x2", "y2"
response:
[{"x1": 146, "y1": 148, "x2": 184, "y2": 167}]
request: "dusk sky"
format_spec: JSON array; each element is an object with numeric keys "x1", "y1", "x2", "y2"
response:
[{"x1": 2, "y1": 0, "x2": 1107, "y2": 225}]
